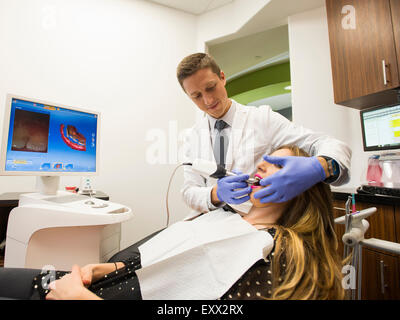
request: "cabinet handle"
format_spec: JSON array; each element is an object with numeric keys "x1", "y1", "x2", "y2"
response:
[
  {"x1": 379, "y1": 260, "x2": 388, "y2": 295},
  {"x1": 382, "y1": 60, "x2": 388, "y2": 86}
]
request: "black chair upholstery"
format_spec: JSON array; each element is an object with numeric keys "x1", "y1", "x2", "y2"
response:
[
  {"x1": 0, "y1": 267, "x2": 41, "y2": 300},
  {"x1": 0, "y1": 229, "x2": 164, "y2": 300},
  {"x1": 107, "y1": 228, "x2": 164, "y2": 263}
]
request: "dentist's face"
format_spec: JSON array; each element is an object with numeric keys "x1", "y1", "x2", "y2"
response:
[
  {"x1": 182, "y1": 67, "x2": 231, "y2": 119},
  {"x1": 250, "y1": 148, "x2": 292, "y2": 207}
]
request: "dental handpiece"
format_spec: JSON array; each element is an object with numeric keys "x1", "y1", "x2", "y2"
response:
[
  {"x1": 225, "y1": 171, "x2": 261, "y2": 185},
  {"x1": 186, "y1": 159, "x2": 261, "y2": 185}
]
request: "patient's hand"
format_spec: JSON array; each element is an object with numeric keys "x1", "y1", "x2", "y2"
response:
[
  {"x1": 46, "y1": 265, "x2": 101, "y2": 300},
  {"x1": 80, "y1": 262, "x2": 124, "y2": 286},
  {"x1": 80, "y1": 264, "x2": 97, "y2": 287}
]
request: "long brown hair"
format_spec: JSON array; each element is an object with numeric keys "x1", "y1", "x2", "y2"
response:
[{"x1": 269, "y1": 146, "x2": 345, "y2": 300}]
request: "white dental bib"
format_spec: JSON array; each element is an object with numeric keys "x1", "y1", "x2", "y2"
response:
[{"x1": 136, "y1": 209, "x2": 274, "y2": 300}]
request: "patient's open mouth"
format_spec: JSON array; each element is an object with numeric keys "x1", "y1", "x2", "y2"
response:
[{"x1": 251, "y1": 174, "x2": 262, "y2": 188}]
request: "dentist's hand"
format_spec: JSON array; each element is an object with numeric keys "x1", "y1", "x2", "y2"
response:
[
  {"x1": 253, "y1": 155, "x2": 327, "y2": 203},
  {"x1": 215, "y1": 171, "x2": 252, "y2": 205}
]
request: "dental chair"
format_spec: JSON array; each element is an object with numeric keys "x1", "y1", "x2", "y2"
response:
[
  {"x1": 0, "y1": 228, "x2": 164, "y2": 300},
  {"x1": 106, "y1": 210, "x2": 204, "y2": 263},
  {"x1": 107, "y1": 229, "x2": 164, "y2": 263}
]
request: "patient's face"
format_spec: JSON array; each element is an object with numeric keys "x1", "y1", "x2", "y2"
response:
[{"x1": 249, "y1": 148, "x2": 293, "y2": 207}]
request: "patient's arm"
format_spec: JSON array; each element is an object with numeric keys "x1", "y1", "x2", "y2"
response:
[
  {"x1": 46, "y1": 265, "x2": 102, "y2": 300},
  {"x1": 81, "y1": 262, "x2": 125, "y2": 286},
  {"x1": 45, "y1": 262, "x2": 127, "y2": 300}
]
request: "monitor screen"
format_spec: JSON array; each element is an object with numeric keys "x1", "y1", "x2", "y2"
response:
[
  {"x1": 1, "y1": 95, "x2": 99, "y2": 174},
  {"x1": 361, "y1": 103, "x2": 400, "y2": 151}
]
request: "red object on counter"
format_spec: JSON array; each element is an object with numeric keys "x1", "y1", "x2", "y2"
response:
[
  {"x1": 366, "y1": 156, "x2": 383, "y2": 186},
  {"x1": 65, "y1": 186, "x2": 78, "y2": 193}
]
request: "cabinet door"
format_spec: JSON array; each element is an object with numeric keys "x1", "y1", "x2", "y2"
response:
[
  {"x1": 326, "y1": 0, "x2": 400, "y2": 105},
  {"x1": 333, "y1": 199, "x2": 399, "y2": 299},
  {"x1": 361, "y1": 248, "x2": 400, "y2": 299},
  {"x1": 391, "y1": 0, "x2": 400, "y2": 74},
  {"x1": 396, "y1": 205, "x2": 400, "y2": 244},
  {"x1": 357, "y1": 202, "x2": 396, "y2": 243}
]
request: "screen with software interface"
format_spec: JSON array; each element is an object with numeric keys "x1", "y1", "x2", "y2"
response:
[
  {"x1": 361, "y1": 104, "x2": 400, "y2": 151},
  {"x1": 4, "y1": 98, "x2": 97, "y2": 172}
]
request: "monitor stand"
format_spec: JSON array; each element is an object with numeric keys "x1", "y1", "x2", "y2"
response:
[{"x1": 35, "y1": 176, "x2": 60, "y2": 195}]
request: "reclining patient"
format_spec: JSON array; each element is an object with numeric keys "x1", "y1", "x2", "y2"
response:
[{"x1": 0, "y1": 145, "x2": 345, "y2": 300}]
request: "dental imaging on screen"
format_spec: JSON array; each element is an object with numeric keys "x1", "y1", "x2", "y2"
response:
[{"x1": 4, "y1": 98, "x2": 97, "y2": 173}]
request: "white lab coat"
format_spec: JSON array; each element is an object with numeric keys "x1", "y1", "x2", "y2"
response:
[{"x1": 181, "y1": 100, "x2": 351, "y2": 217}]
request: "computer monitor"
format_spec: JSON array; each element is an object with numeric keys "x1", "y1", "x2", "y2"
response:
[
  {"x1": 0, "y1": 94, "x2": 100, "y2": 194},
  {"x1": 360, "y1": 103, "x2": 400, "y2": 152}
]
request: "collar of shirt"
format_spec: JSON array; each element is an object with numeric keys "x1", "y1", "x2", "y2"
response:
[{"x1": 207, "y1": 99, "x2": 236, "y2": 133}]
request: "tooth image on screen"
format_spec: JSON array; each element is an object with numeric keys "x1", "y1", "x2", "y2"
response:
[
  {"x1": 60, "y1": 124, "x2": 86, "y2": 151},
  {"x1": 11, "y1": 109, "x2": 49, "y2": 153}
]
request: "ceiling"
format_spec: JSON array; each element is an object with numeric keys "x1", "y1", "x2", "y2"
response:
[
  {"x1": 143, "y1": 0, "x2": 234, "y2": 15},
  {"x1": 209, "y1": 24, "x2": 289, "y2": 78}
]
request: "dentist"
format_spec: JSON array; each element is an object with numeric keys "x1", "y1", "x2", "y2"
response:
[{"x1": 177, "y1": 53, "x2": 351, "y2": 216}]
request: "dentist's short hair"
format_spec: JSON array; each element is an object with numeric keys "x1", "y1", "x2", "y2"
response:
[{"x1": 176, "y1": 53, "x2": 221, "y2": 91}]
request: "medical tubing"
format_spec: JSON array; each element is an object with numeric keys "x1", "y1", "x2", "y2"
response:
[{"x1": 165, "y1": 163, "x2": 192, "y2": 227}]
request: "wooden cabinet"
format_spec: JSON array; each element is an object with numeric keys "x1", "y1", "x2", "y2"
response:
[
  {"x1": 333, "y1": 199, "x2": 400, "y2": 299},
  {"x1": 391, "y1": 0, "x2": 400, "y2": 73},
  {"x1": 326, "y1": 0, "x2": 400, "y2": 109},
  {"x1": 361, "y1": 248, "x2": 400, "y2": 299},
  {"x1": 396, "y1": 205, "x2": 400, "y2": 244},
  {"x1": 357, "y1": 202, "x2": 396, "y2": 243}
]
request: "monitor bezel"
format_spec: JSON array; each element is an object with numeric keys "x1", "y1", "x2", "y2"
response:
[
  {"x1": 360, "y1": 102, "x2": 400, "y2": 152},
  {"x1": 0, "y1": 94, "x2": 101, "y2": 176}
]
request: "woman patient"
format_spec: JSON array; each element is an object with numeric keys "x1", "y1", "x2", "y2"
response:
[{"x1": 0, "y1": 145, "x2": 345, "y2": 300}]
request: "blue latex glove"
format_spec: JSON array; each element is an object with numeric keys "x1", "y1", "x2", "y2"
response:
[
  {"x1": 216, "y1": 170, "x2": 252, "y2": 205},
  {"x1": 253, "y1": 155, "x2": 326, "y2": 203}
]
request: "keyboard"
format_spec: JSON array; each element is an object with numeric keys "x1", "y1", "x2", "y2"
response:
[{"x1": 358, "y1": 185, "x2": 400, "y2": 198}]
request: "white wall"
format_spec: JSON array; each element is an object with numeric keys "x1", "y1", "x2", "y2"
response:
[
  {"x1": 0, "y1": 0, "x2": 197, "y2": 248},
  {"x1": 288, "y1": 6, "x2": 370, "y2": 189}
]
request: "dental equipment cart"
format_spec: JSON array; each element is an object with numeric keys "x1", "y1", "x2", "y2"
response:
[
  {"x1": 3, "y1": 191, "x2": 133, "y2": 270},
  {"x1": 335, "y1": 196, "x2": 400, "y2": 300}
]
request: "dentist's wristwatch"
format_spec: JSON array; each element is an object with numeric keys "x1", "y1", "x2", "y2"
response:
[{"x1": 320, "y1": 156, "x2": 340, "y2": 183}]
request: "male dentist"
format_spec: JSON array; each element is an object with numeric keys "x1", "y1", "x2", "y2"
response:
[{"x1": 177, "y1": 53, "x2": 351, "y2": 216}]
